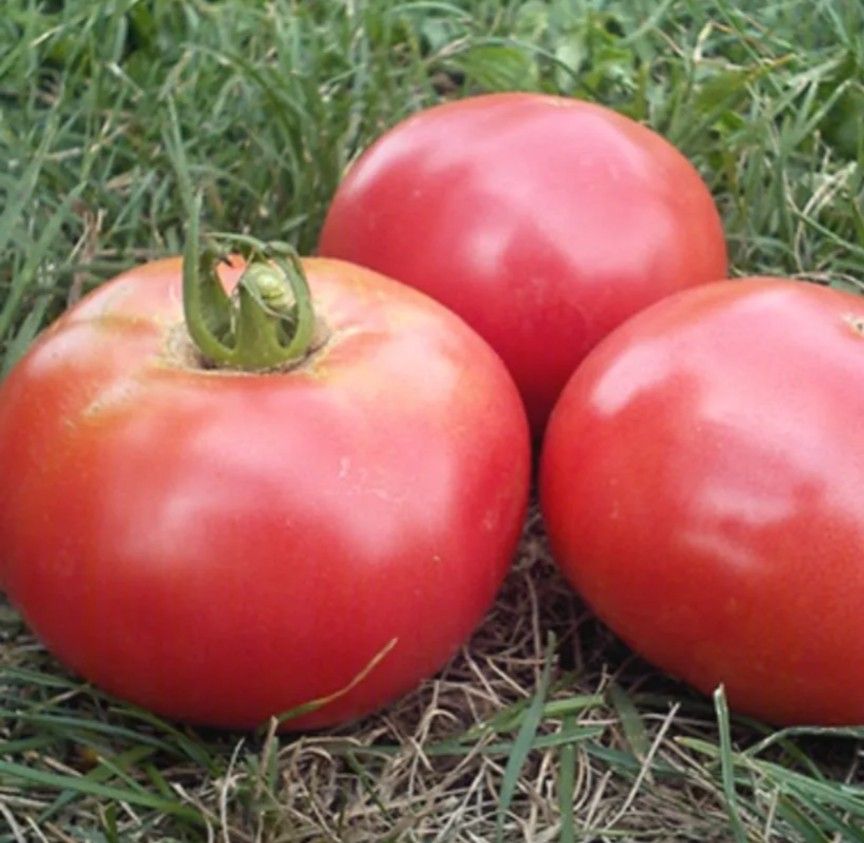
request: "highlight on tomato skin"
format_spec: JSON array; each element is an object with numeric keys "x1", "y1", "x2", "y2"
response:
[
  {"x1": 540, "y1": 276, "x2": 864, "y2": 726},
  {"x1": 0, "y1": 242, "x2": 532, "y2": 731},
  {"x1": 319, "y1": 92, "x2": 728, "y2": 436}
]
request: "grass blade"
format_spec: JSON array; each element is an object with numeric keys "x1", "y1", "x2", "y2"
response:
[
  {"x1": 0, "y1": 759, "x2": 204, "y2": 826},
  {"x1": 714, "y1": 686, "x2": 748, "y2": 843},
  {"x1": 495, "y1": 634, "x2": 555, "y2": 842},
  {"x1": 608, "y1": 682, "x2": 651, "y2": 760},
  {"x1": 558, "y1": 714, "x2": 578, "y2": 843}
]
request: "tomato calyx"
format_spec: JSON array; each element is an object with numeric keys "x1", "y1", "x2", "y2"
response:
[{"x1": 182, "y1": 195, "x2": 317, "y2": 371}]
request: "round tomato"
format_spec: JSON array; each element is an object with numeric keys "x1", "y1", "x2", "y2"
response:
[
  {"x1": 0, "y1": 253, "x2": 530, "y2": 730},
  {"x1": 541, "y1": 277, "x2": 864, "y2": 725},
  {"x1": 319, "y1": 93, "x2": 728, "y2": 434}
]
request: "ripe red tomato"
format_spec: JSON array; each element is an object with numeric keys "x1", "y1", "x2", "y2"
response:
[
  {"x1": 0, "y1": 256, "x2": 530, "y2": 730},
  {"x1": 541, "y1": 277, "x2": 864, "y2": 725},
  {"x1": 319, "y1": 93, "x2": 728, "y2": 434}
]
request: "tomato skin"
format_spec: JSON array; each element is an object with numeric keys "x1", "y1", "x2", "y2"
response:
[
  {"x1": 319, "y1": 93, "x2": 727, "y2": 434},
  {"x1": 541, "y1": 278, "x2": 864, "y2": 725},
  {"x1": 0, "y1": 257, "x2": 530, "y2": 730}
]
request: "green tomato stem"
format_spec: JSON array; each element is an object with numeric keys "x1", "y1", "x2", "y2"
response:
[{"x1": 182, "y1": 194, "x2": 316, "y2": 370}]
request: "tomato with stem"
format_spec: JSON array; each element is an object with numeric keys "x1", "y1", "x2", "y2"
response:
[{"x1": 0, "y1": 202, "x2": 530, "y2": 730}]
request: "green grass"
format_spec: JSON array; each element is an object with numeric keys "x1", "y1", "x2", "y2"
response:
[{"x1": 1, "y1": 0, "x2": 863, "y2": 840}]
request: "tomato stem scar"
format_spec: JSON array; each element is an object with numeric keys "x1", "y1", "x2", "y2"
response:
[{"x1": 845, "y1": 314, "x2": 864, "y2": 337}]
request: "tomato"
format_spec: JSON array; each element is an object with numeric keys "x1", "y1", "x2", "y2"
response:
[
  {"x1": 319, "y1": 93, "x2": 728, "y2": 434},
  {"x1": 540, "y1": 277, "x2": 864, "y2": 725},
  {"x1": 0, "y1": 254, "x2": 530, "y2": 730}
]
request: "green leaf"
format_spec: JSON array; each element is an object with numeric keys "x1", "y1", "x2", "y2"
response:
[{"x1": 513, "y1": 1, "x2": 550, "y2": 40}]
